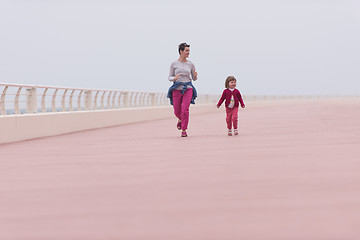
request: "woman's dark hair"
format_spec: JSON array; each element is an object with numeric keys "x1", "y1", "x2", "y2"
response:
[
  {"x1": 178, "y1": 42, "x2": 190, "y2": 55},
  {"x1": 225, "y1": 76, "x2": 237, "y2": 88}
]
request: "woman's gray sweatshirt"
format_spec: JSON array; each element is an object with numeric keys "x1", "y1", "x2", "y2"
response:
[{"x1": 168, "y1": 60, "x2": 196, "y2": 90}]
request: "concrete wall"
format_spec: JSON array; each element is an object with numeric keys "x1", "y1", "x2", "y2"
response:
[{"x1": 0, "y1": 104, "x2": 217, "y2": 144}]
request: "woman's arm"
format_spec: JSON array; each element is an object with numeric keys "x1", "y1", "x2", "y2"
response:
[
  {"x1": 169, "y1": 63, "x2": 180, "y2": 82},
  {"x1": 168, "y1": 63, "x2": 175, "y2": 82},
  {"x1": 191, "y1": 64, "x2": 198, "y2": 81}
]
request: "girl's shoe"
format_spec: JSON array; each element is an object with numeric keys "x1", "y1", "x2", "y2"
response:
[
  {"x1": 177, "y1": 121, "x2": 181, "y2": 130},
  {"x1": 234, "y1": 129, "x2": 238, "y2": 135},
  {"x1": 181, "y1": 131, "x2": 187, "y2": 137},
  {"x1": 228, "y1": 129, "x2": 232, "y2": 136}
]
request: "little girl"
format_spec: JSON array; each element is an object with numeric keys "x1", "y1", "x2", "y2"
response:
[{"x1": 217, "y1": 76, "x2": 245, "y2": 136}]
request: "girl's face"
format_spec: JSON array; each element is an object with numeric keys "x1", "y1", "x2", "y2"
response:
[
  {"x1": 180, "y1": 47, "x2": 190, "y2": 58},
  {"x1": 229, "y1": 80, "x2": 236, "y2": 89}
]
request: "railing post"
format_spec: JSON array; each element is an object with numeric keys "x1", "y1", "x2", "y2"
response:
[
  {"x1": 101, "y1": 91, "x2": 106, "y2": 109},
  {"x1": 133, "y1": 92, "x2": 139, "y2": 107},
  {"x1": 52, "y1": 89, "x2": 58, "y2": 112},
  {"x1": 150, "y1": 93, "x2": 156, "y2": 106},
  {"x1": 139, "y1": 92, "x2": 144, "y2": 107},
  {"x1": 14, "y1": 87, "x2": 22, "y2": 114},
  {"x1": 41, "y1": 88, "x2": 48, "y2": 112},
  {"x1": 162, "y1": 93, "x2": 167, "y2": 106},
  {"x1": 145, "y1": 93, "x2": 150, "y2": 107},
  {"x1": 107, "y1": 91, "x2": 112, "y2": 109},
  {"x1": 84, "y1": 90, "x2": 93, "y2": 110},
  {"x1": 112, "y1": 92, "x2": 117, "y2": 108},
  {"x1": 26, "y1": 87, "x2": 37, "y2": 114},
  {"x1": 123, "y1": 92, "x2": 129, "y2": 108},
  {"x1": 0, "y1": 86, "x2": 8, "y2": 115},
  {"x1": 94, "y1": 90, "x2": 100, "y2": 110},
  {"x1": 61, "y1": 89, "x2": 68, "y2": 112},
  {"x1": 69, "y1": 90, "x2": 75, "y2": 111},
  {"x1": 77, "y1": 90, "x2": 83, "y2": 111},
  {"x1": 117, "y1": 92, "x2": 122, "y2": 108}
]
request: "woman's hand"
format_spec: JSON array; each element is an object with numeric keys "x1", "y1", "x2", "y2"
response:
[
  {"x1": 193, "y1": 69, "x2": 198, "y2": 81},
  {"x1": 174, "y1": 74, "x2": 181, "y2": 81}
]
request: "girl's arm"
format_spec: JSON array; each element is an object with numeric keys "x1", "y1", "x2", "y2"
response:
[
  {"x1": 237, "y1": 90, "x2": 245, "y2": 108},
  {"x1": 217, "y1": 90, "x2": 226, "y2": 107}
]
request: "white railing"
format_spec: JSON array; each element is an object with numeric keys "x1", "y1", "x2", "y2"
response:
[
  {"x1": 1, "y1": 83, "x2": 358, "y2": 116},
  {"x1": 0, "y1": 83, "x2": 220, "y2": 115},
  {"x1": 243, "y1": 95, "x2": 360, "y2": 101}
]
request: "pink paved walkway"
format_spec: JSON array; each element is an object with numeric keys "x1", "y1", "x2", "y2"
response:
[{"x1": 1, "y1": 99, "x2": 360, "y2": 240}]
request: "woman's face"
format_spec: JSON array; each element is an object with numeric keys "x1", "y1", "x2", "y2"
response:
[{"x1": 180, "y1": 47, "x2": 190, "y2": 58}]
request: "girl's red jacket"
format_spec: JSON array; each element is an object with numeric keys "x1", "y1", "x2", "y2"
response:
[{"x1": 217, "y1": 88, "x2": 245, "y2": 109}]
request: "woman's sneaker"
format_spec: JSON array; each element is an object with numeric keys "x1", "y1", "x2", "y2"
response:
[
  {"x1": 234, "y1": 129, "x2": 238, "y2": 135},
  {"x1": 177, "y1": 121, "x2": 181, "y2": 130},
  {"x1": 181, "y1": 131, "x2": 187, "y2": 137},
  {"x1": 228, "y1": 129, "x2": 232, "y2": 136}
]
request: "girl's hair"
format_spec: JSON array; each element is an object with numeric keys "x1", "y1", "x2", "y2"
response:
[
  {"x1": 225, "y1": 76, "x2": 236, "y2": 88},
  {"x1": 178, "y1": 42, "x2": 190, "y2": 55}
]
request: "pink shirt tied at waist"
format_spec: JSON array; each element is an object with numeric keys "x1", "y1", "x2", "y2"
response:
[{"x1": 217, "y1": 88, "x2": 245, "y2": 109}]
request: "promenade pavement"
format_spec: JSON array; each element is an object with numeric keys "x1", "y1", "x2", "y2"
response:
[{"x1": 1, "y1": 99, "x2": 360, "y2": 240}]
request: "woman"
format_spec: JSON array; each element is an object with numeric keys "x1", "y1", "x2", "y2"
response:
[{"x1": 167, "y1": 43, "x2": 198, "y2": 137}]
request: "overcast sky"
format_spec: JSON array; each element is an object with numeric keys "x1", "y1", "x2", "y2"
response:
[{"x1": 1, "y1": 0, "x2": 359, "y2": 95}]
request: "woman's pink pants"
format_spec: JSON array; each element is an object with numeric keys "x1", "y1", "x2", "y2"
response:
[
  {"x1": 172, "y1": 89, "x2": 193, "y2": 130},
  {"x1": 226, "y1": 107, "x2": 238, "y2": 130}
]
